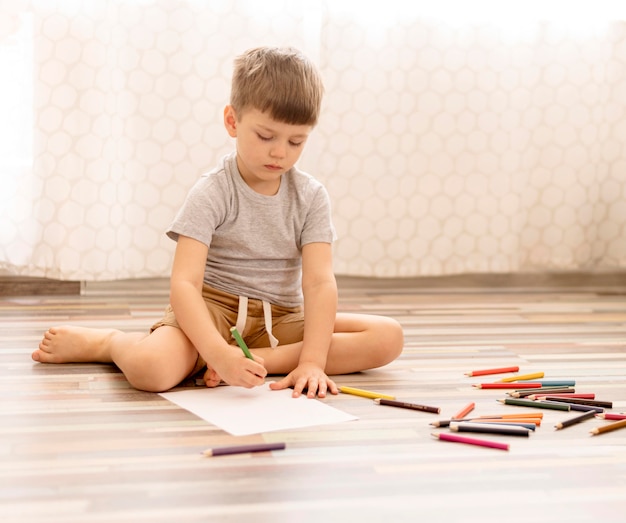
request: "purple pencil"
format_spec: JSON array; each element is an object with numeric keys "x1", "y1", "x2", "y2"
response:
[{"x1": 202, "y1": 442, "x2": 286, "y2": 457}]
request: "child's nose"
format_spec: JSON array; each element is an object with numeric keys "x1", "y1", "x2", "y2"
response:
[{"x1": 270, "y1": 143, "x2": 286, "y2": 158}]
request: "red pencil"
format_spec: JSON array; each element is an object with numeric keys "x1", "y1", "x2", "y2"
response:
[
  {"x1": 452, "y1": 402, "x2": 475, "y2": 419},
  {"x1": 596, "y1": 413, "x2": 626, "y2": 421},
  {"x1": 473, "y1": 383, "x2": 542, "y2": 389},
  {"x1": 432, "y1": 432, "x2": 509, "y2": 451},
  {"x1": 465, "y1": 366, "x2": 519, "y2": 377}
]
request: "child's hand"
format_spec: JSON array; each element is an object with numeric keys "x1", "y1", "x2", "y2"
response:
[
  {"x1": 212, "y1": 348, "x2": 267, "y2": 388},
  {"x1": 270, "y1": 363, "x2": 338, "y2": 398}
]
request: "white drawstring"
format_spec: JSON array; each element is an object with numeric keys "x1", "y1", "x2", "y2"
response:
[
  {"x1": 262, "y1": 299, "x2": 279, "y2": 348},
  {"x1": 236, "y1": 295, "x2": 248, "y2": 337},
  {"x1": 235, "y1": 295, "x2": 279, "y2": 348}
]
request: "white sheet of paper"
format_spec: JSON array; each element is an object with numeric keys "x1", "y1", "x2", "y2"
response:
[{"x1": 159, "y1": 382, "x2": 357, "y2": 436}]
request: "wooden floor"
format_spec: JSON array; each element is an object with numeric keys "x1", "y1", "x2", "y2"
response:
[{"x1": 1, "y1": 275, "x2": 626, "y2": 523}]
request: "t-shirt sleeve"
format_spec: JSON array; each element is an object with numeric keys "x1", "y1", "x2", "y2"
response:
[
  {"x1": 300, "y1": 184, "x2": 337, "y2": 247},
  {"x1": 166, "y1": 175, "x2": 227, "y2": 247}
]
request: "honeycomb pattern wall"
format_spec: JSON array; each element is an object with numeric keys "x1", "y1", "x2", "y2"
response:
[{"x1": 1, "y1": 1, "x2": 625, "y2": 280}]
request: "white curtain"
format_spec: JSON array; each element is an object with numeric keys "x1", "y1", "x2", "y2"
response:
[{"x1": 1, "y1": 0, "x2": 625, "y2": 280}]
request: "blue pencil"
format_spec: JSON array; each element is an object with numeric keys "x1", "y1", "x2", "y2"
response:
[{"x1": 525, "y1": 380, "x2": 576, "y2": 387}]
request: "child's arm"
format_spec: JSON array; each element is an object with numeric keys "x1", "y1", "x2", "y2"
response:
[
  {"x1": 270, "y1": 242, "x2": 338, "y2": 398},
  {"x1": 169, "y1": 235, "x2": 267, "y2": 387}
]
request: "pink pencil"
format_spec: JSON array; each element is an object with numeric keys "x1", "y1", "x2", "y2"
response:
[
  {"x1": 432, "y1": 432, "x2": 509, "y2": 451},
  {"x1": 530, "y1": 393, "x2": 595, "y2": 400}
]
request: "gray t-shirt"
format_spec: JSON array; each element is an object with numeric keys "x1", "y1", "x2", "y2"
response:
[{"x1": 167, "y1": 152, "x2": 337, "y2": 308}]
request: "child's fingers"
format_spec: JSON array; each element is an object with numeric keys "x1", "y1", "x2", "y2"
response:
[
  {"x1": 249, "y1": 360, "x2": 267, "y2": 379},
  {"x1": 251, "y1": 353, "x2": 265, "y2": 366},
  {"x1": 326, "y1": 377, "x2": 339, "y2": 395},
  {"x1": 291, "y1": 376, "x2": 309, "y2": 398},
  {"x1": 269, "y1": 376, "x2": 290, "y2": 391},
  {"x1": 312, "y1": 379, "x2": 326, "y2": 398}
]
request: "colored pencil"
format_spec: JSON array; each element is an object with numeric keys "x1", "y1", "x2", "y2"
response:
[
  {"x1": 465, "y1": 420, "x2": 537, "y2": 430},
  {"x1": 476, "y1": 412, "x2": 544, "y2": 419},
  {"x1": 430, "y1": 413, "x2": 543, "y2": 428},
  {"x1": 529, "y1": 393, "x2": 595, "y2": 400},
  {"x1": 203, "y1": 442, "x2": 286, "y2": 457},
  {"x1": 538, "y1": 397, "x2": 612, "y2": 409},
  {"x1": 568, "y1": 403, "x2": 605, "y2": 413},
  {"x1": 499, "y1": 372, "x2": 544, "y2": 383},
  {"x1": 498, "y1": 398, "x2": 571, "y2": 411},
  {"x1": 230, "y1": 326, "x2": 253, "y2": 359},
  {"x1": 339, "y1": 386, "x2": 395, "y2": 401},
  {"x1": 430, "y1": 417, "x2": 472, "y2": 427},
  {"x1": 596, "y1": 413, "x2": 626, "y2": 421},
  {"x1": 555, "y1": 410, "x2": 596, "y2": 430},
  {"x1": 474, "y1": 383, "x2": 543, "y2": 389},
  {"x1": 432, "y1": 432, "x2": 509, "y2": 451},
  {"x1": 509, "y1": 387, "x2": 575, "y2": 398},
  {"x1": 465, "y1": 366, "x2": 519, "y2": 377},
  {"x1": 450, "y1": 422, "x2": 530, "y2": 437},
  {"x1": 590, "y1": 418, "x2": 626, "y2": 436},
  {"x1": 374, "y1": 398, "x2": 440, "y2": 414},
  {"x1": 452, "y1": 402, "x2": 475, "y2": 419},
  {"x1": 474, "y1": 418, "x2": 541, "y2": 427},
  {"x1": 531, "y1": 380, "x2": 576, "y2": 387}
]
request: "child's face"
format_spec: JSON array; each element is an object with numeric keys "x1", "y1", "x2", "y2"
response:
[{"x1": 224, "y1": 106, "x2": 313, "y2": 195}]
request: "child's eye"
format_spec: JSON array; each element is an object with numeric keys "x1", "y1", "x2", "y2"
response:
[
  {"x1": 257, "y1": 133, "x2": 272, "y2": 141},
  {"x1": 289, "y1": 141, "x2": 303, "y2": 147}
]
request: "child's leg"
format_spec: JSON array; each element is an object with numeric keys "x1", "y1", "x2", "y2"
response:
[
  {"x1": 33, "y1": 325, "x2": 199, "y2": 392},
  {"x1": 254, "y1": 312, "x2": 404, "y2": 375}
]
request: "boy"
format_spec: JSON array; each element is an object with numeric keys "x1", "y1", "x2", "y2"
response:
[{"x1": 33, "y1": 46, "x2": 404, "y2": 399}]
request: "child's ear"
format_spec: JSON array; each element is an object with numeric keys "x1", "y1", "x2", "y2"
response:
[{"x1": 223, "y1": 105, "x2": 238, "y2": 137}]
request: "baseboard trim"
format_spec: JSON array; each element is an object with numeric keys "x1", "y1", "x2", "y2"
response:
[
  {"x1": 0, "y1": 277, "x2": 81, "y2": 297},
  {"x1": 1, "y1": 271, "x2": 624, "y2": 297}
]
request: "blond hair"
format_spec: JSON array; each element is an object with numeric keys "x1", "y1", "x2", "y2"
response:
[{"x1": 230, "y1": 46, "x2": 324, "y2": 126}]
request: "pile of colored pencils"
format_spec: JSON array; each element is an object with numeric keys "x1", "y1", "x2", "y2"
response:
[{"x1": 461, "y1": 365, "x2": 624, "y2": 437}]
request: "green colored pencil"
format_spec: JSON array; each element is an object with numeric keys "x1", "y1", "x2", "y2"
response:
[
  {"x1": 498, "y1": 398, "x2": 571, "y2": 411},
  {"x1": 230, "y1": 326, "x2": 253, "y2": 359}
]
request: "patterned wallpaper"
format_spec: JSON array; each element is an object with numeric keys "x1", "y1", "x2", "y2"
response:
[{"x1": 1, "y1": 1, "x2": 625, "y2": 280}]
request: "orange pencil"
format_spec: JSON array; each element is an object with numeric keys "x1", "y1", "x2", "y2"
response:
[
  {"x1": 590, "y1": 418, "x2": 626, "y2": 436},
  {"x1": 465, "y1": 366, "x2": 519, "y2": 377},
  {"x1": 473, "y1": 418, "x2": 542, "y2": 426},
  {"x1": 452, "y1": 402, "x2": 475, "y2": 420},
  {"x1": 476, "y1": 413, "x2": 544, "y2": 419},
  {"x1": 431, "y1": 412, "x2": 543, "y2": 428}
]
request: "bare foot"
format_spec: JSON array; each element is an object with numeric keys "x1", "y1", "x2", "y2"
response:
[
  {"x1": 32, "y1": 326, "x2": 122, "y2": 364},
  {"x1": 202, "y1": 366, "x2": 223, "y2": 388}
]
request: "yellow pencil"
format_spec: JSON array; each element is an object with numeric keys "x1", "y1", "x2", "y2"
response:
[
  {"x1": 338, "y1": 386, "x2": 395, "y2": 401},
  {"x1": 499, "y1": 372, "x2": 545, "y2": 383}
]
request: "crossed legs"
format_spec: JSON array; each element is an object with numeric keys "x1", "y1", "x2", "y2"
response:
[
  {"x1": 33, "y1": 312, "x2": 403, "y2": 392},
  {"x1": 34, "y1": 325, "x2": 199, "y2": 392}
]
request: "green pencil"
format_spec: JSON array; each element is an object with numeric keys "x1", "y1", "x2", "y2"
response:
[
  {"x1": 230, "y1": 326, "x2": 253, "y2": 359},
  {"x1": 498, "y1": 398, "x2": 571, "y2": 411}
]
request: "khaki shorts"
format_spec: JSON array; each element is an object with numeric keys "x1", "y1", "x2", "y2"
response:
[{"x1": 150, "y1": 284, "x2": 304, "y2": 376}]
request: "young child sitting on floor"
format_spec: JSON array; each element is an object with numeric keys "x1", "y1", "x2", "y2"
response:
[{"x1": 33, "y1": 46, "x2": 404, "y2": 398}]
